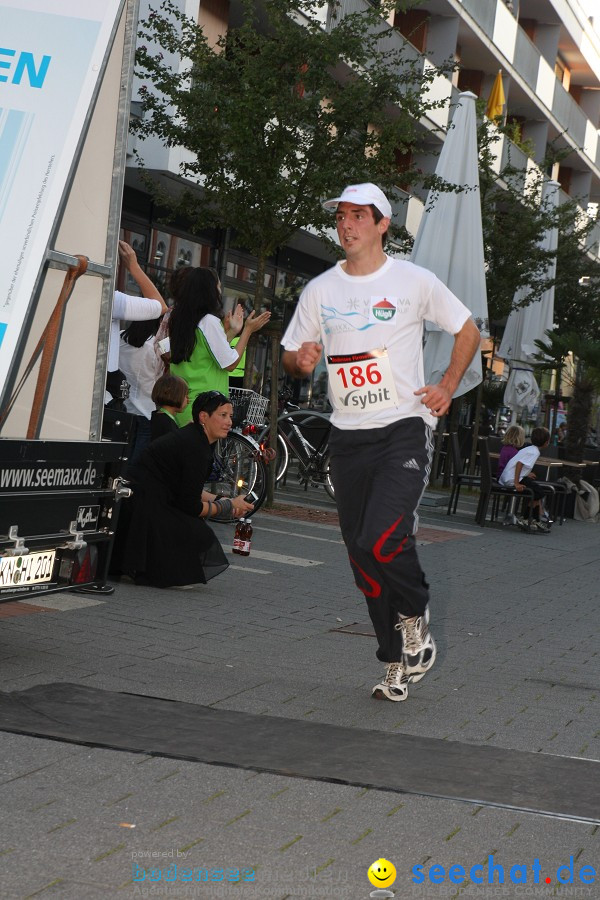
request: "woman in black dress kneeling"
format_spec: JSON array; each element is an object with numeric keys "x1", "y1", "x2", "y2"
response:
[{"x1": 118, "y1": 391, "x2": 254, "y2": 587}]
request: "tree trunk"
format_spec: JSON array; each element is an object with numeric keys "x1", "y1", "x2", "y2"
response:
[
  {"x1": 265, "y1": 333, "x2": 280, "y2": 508},
  {"x1": 243, "y1": 253, "x2": 267, "y2": 391},
  {"x1": 441, "y1": 398, "x2": 462, "y2": 487},
  {"x1": 565, "y1": 376, "x2": 593, "y2": 467},
  {"x1": 468, "y1": 381, "x2": 484, "y2": 476},
  {"x1": 429, "y1": 415, "x2": 446, "y2": 487}
]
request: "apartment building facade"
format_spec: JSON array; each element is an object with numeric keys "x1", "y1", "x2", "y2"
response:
[{"x1": 121, "y1": 0, "x2": 600, "y2": 391}]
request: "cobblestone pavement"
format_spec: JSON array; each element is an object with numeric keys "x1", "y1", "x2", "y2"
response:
[{"x1": 0, "y1": 484, "x2": 599, "y2": 900}]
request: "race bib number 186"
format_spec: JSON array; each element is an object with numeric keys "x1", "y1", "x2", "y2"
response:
[{"x1": 326, "y1": 348, "x2": 399, "y2": 413}]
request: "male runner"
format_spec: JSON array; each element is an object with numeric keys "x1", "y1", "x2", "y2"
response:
[{"x1": 281, "y1": 183, "x2": 480, "y2": 701}]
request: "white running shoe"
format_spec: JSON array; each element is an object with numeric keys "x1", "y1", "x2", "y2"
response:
[
  {"x1": 372, "y1": 662, "x2": 409, "y2": 702},
  {"x1": 395, "y1": 607, "x2": 437, "y2": 677}
]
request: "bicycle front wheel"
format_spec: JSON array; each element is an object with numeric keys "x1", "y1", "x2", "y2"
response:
[{"x1": 207, "y1": 433, "x2": 267, "y2": 521}]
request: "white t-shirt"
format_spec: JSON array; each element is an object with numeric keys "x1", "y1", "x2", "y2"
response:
[
  {"x1": 109, "y1": 292, "x2": 162, "y2": 372},
  {"x1": 281, "y1": 256, "x2": 471, "y2": 429},
  {"x1": 198, "y1": 314, "x2": 238, "y2": 368},
  {"x1": 119, "y1": 335, "x2": 163, "y2": 419},
  {"x1": 499, "y1": 445, "x2": 540, "y2": 486}
]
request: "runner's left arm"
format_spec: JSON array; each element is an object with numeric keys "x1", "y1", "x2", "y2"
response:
[{"x1": 414, "y1": 318, "x2": 481, "y2": 417}]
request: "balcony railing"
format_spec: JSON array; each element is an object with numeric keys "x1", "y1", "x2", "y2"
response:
[
  {"x1": 514, "y1": 28, "x2": 539, "y2": 91},
  {"x1": 552, "y1": 80, "x2": 587, "y2": 149},
  {"x1": 458, "y1": 0, "x2": 598, "y2": 176},
  {"x1": 460, "y1": 0, "x2": 497, "y2": 39},
  {"x1": 327, "y1": 0, "x2": 422, "y2": 75}
]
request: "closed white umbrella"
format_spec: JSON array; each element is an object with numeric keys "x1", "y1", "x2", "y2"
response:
[
  {"x1": 498, "y1": 180, "x2": 560, "y2": 412},
  {"x1": 412, "y1": 91, "x2": 488, "y2": 397}
]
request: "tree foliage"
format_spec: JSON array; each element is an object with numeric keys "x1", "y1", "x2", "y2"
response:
[
  {"x1": 534, "y1": 330, "x2": 600, "y2": 460},
  {"x1": 133, "y1": 0, "x2": 453, "y2": 288},
  {"x1": 478, "y1": 109, "x2": 600, "y2": 349},
  {"x1": 133, "y1": 0, "x2": 457, "y2": 502},
  {"x1": 478, "y1": 112, "x2": 559, "y2": 323},
  {"x1": 552, "y1": 205, "x2": 600, "y2": 341}
]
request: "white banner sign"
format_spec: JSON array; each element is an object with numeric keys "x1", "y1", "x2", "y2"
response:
[{"x1": 0, "y1": 0, "x2": 123, "y2": 394}]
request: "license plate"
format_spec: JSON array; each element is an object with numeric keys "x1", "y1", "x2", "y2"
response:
[{"x1": 0, "y1": 550, "x2": 56, "y2": 588}]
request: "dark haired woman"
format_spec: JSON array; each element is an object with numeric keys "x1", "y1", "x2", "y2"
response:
[
  {"x1": 116, "y1": 392, "x2": 255, "y2": 588},
  {"x1": 165, "y1": 267, "x2": 270, "y2": 425},
  {"x1": 150, "y1": 374, "x2": 189, "y2": 440}
]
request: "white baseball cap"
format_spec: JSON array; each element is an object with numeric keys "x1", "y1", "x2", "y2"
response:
[{"x1": 322, "y1": 183, "x2": 392, "y2": 219}]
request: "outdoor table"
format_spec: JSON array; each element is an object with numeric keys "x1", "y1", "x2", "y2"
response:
[
  {"x1": 533, "y1": 457, "x2": 564, "y2": 481},
  {"x1": 582, "y1": 460, "x2": 600, "y2": 480},
  {"x1": 557, "y1": 460, "x2": 588, "y2": 475}
]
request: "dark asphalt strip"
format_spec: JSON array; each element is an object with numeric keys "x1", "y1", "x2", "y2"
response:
[{"x1": 1, "y1": 682, "x2": 598, "y2": 824}]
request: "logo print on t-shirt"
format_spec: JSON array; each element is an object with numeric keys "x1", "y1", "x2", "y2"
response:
[{"x1": 371, "y1": 297, "x2": 397, "y2": 324}]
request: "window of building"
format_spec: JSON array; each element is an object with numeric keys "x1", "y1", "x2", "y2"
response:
[
  {"x1": 122, "y1": 227, "x2": 215, "y2": 299},
  {"x1": 225, "y1": 260, "x2": 274, "y2": 290},
  {"x1": 554, "y1": 57, "x2": 570, "y2": 90},
  {"x1": 457, "y1": 69, "x2": 483, "y2": 97},
  {"x1": 393, "y1": 10, "x2": 429, "y2": 53},
  {"x1": 395, "y1": 147, "x2": 413, "y2": 193},
  {"x1": 118, "y1": 229, "x2": 148, "y2": 293}
]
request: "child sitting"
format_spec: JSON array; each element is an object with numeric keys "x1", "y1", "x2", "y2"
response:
[
  {"x1": 496, "y1": 425, "x2": 525, "y2": 480},
  {"x1": 498, "y1": 426, "x2": 551, "y2": 533},
  {"x1": 150, "y1": 374, "x2": 189, "y2": 441}
]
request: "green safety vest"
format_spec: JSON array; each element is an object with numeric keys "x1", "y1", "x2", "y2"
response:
[{"x1": 170, "y1": 329, "x2": 230, "y2": 426}]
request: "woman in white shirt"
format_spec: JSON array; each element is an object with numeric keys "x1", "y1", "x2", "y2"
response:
[
  {"x1": 119, "y1": 316, "x2": 163, "y2": 472},
  {"x1": 105, "y1": 241, "x2": 167, "y2": 407}
]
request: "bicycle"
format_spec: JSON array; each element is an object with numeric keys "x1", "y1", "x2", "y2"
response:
[
  {"x1": 257, "y1": 404, "x2": 335, "y2": 500},
  {"x1": 204, "y1": 388, "x2": 272, "y2": 522}
]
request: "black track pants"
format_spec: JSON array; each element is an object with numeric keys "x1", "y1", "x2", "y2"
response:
[{"x1": 329, "y1": 417, "x2": 433, "y2": 663}]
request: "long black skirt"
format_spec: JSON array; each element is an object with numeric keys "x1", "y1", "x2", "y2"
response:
[{"x1": 114, "y1": 482, "x2": 228, "y2": 588}]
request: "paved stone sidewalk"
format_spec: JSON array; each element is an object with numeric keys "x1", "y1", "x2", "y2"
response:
[{"x1": 0, "y1": 499, "x2": 599, "y2": 899}]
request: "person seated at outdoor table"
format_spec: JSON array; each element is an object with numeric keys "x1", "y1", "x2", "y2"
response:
[
  {"x1": 496, "y1": 424, "x2": 525, "y2": 480},
  {"x1": 557, "y1": 422, "x2": 567, "y2": 445},
  {"x1": 115, "y1": 391, "x2": 254, "y2": 588},
  {"x1": 498, "y1": 426, "x2": 551, "y2": 533},
  {"x1": 150, "y1": 374, "x2": 189, "y2": 441}
]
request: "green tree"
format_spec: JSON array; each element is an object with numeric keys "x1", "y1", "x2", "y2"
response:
[
  {"x1": 552, "y1": 204, "x2": 600, "y2": 341},
  {"x1": 133, "y1": 0, "x2": 454, "y2": 499},
  {"x1": 477, "y1": 112, "x2": 560, "y2": 324},
  {"x1": 134, "y1": 0, "x2": 452, "y2": 310},
  {"x1": 477, "y1": 112, "x2": 600, "y2": 334}
]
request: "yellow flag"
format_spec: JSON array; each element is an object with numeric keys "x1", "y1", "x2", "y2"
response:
[{"x1": 486, "y1": 70, "x2": 505, "y2": 121}]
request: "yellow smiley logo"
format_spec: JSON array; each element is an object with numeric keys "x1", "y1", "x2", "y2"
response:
[{"x1": 367, "y1": 858, "x2": 397, "y2": 888}]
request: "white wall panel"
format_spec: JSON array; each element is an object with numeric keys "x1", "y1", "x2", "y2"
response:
[
  {"x1": 492, "y1": 0, "x2": 517, "y2": 64},
  {"x1": 536, "y1": 57, "x2": 556, "y2": 110}
]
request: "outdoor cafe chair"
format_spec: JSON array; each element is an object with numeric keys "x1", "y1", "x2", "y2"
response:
[
  {"x1": 447, "y1": 432, "x2": 481, "y2": 515},
  {"x1": 531, "y1": 461, "x2": 569, "y2": 525}
]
